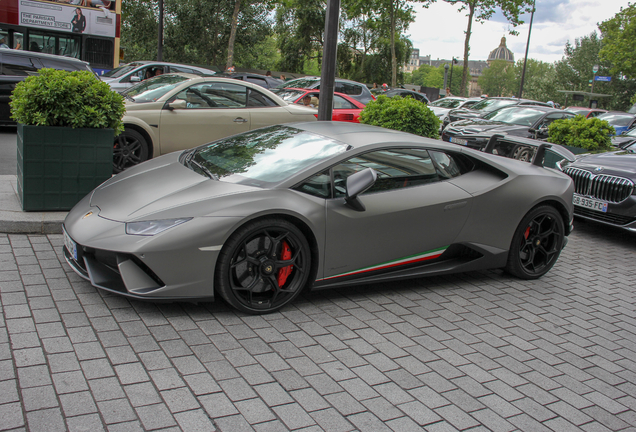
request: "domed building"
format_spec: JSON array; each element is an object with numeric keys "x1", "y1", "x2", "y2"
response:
[{"x1": 487, "y1": 37, "x2": 515, "y2": 65}]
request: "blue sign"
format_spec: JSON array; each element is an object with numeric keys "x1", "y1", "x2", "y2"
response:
[{"x1": 595, "y1": 76, "x2": 611, "y2": 82}]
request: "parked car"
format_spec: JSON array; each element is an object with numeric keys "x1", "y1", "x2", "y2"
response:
[
  {"x1": 272, "y1": 76, "x2": 375, "y2": 104},
  {"x1": 564, "y1": 107, "x2": 608, "y2": 118},
  {"x1": 113, "y1": 74, "x2": 317, "y2": 172},
  {"x1": 442, "y1": 106, "x2": 576, "y2": 148},
  {"x1": 223, "y1": 72, "x2": 283, "y2": 89},
  {"x1": 0, "y1": 48, "x2": 95, "y2": 126},
  {"x1": 275, "y1": 88, "x2": 366, "y2": 122},
  {"x1": 595, "y1": 112, "x2": 636, "y2": 136},
  {"x1": 611, "y1": 127, "x2": 636, "y2": 149},
  {"x1": 100, "y1": 61, "x2": 216, "y2": 93},
  {"x1": 381, "y1": 88, "x2": 430, "y2": 104},
  {"x1": 561, "y1": 143, "x2": 636, "y2": 231},
  {"x1": 63, "y1": 122, "x2": 574, "y2": 314},
  {"x1": 428, "y1": 97, "x2": 480, "y2": 128},
  {"x1": 443, "y1": 97, "x2": 551, "y2": 129}
]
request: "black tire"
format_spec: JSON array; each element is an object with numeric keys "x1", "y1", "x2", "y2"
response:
[
  {"x1": 215, "y1": 218, "x2": 312, "y2": 314},
  {"x1": 512, "y1": 145, "x2": 533, "y2": 162},
  {"x1": 113, "y1": 128, "x2": 150, "y2": 173},
  {"x1": 505, "y1": 205, "x2": 565, "y2": 279}
]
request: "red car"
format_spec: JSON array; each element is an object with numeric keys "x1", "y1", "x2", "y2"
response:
[
  {"x1": 275, "y1": 88, "x2": 366, "y2": 123},
  {"x1": 565, "y1": 107, "x2": 608, "y2": 118}
]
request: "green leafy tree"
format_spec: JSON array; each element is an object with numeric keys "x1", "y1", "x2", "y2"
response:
[
  {"x1": 513, "y1": 58, "x2": 558, "y2": 102},
  {"x1": 547, "y1": 115, "x2": 614, "y2": 152},
  {"x1": 359, "y1": 95, "x2": 440, "y2": 138},
  {"x1": 478, "y1": 60, "x2": 516, "y2": 96},
  {"x1": 444, "y1": 0, "x2": 532, "y2": 96},
  {"x1": 407, "y1": 63, "x2": 460, "y2": 95},
  {"x1": 598, "y1": 3, "x2": 636, "y2": 79}
]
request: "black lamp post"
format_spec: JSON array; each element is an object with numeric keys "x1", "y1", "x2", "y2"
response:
[
  {"x1": 449, "y1": 57, "x2": 458, "y2": 92},
  {"x1": 157, "y1": 0, "x2": 163, "y2": 61},
  {"x1": 518, "y1": 0, "x2": 535, "y2": 98}
]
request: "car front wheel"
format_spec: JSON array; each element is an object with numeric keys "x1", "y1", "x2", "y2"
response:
[
  {"x1": 215, "y1": 218, "x2": 312, "y2": 314},
  {"x1": 505, "y1": 205, "x2": 565, "y2": 279},
  {"x1": 113, "y1": 128, "x2": 149, "y2": 173}
]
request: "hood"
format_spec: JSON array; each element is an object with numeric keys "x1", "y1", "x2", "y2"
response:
[
  {"x1": 90, "y1": 154, "x2": 257, "y2": 221},
  {"x1": 570, "y1": 151, "x2": 636, "y2": 177},
  {"x1": 430, "y1": 106, "x2": 451, "y2": 116}
]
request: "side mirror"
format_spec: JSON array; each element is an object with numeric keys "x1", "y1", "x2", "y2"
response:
[
  {"x1": 130, "y1": 75, "x2": 141, "y2": 83},
  {"x1": 345, "y1": 168, "x2": 377, "y2": 211},
  {"x1": 166, "y1": 99, "x2": 187, "y2": 110}
]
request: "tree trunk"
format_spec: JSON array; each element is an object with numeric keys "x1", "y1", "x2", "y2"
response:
[
  {"x1": 390, "y1": 0, "x2": 397, "y2": 88},
  {"x1": 226, "y1": 0, "x2": 241, "y2": 71},
  {"x1": 460, "y1": 1, "x2": 475, "y2": 97}
]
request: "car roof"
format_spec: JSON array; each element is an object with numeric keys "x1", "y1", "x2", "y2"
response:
[
  {"x1": 123, "y1": 61, "x2": 215, "y2": 72},
  {"x1": 0, "y1": 48, "x2": 90, "y2": 66}
]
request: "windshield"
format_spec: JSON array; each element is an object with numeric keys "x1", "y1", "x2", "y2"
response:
[
  {"x1": 276, "y1": 89, "x2": 307, "y2": 102},
  {"x1": 484, "y1": 107, "x2": 546, "y2": 126},
  {"x1": 101, "y1": 62, "x2": 145, "y2": 78},
  {"x1": 122, "y1": 75, "x2": 189, "y2": 103},
  {"x1": 274, "y1": 77, "x2": 319, "y2": 90},
  {"x1": 430, "y1": 98, "x2": 464, "y2": 108},
  {"x1": 599, "y1": 114, "x2": 635, "y2": 126},
  {"x1": 187, "y1": 126, "x2": 348, "y2": 187},
  {"x1": 622, "y1": 127, "x2": 636, "y2": 137},
  {"x1": 470, "y1": 99, "x2": 517, "y2": 112}
]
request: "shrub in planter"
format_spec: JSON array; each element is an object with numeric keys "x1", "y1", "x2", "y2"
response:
[
  {"x1": 10, "y1": 69, "x2": 126, "y2": 211},
  {"x1": 10, "y1": 68, "x2": 125, "y2": 133},
  {"x1": 547, "y1": 115, "x2": 614, "y2": 152},
  {"x1": 359, "y1": 95, "x2": 440, "y2": 139}
]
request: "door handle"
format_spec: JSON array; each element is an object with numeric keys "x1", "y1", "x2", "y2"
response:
[{"x1": 233, "y1": 117, "x2": 248, "y2": 123}]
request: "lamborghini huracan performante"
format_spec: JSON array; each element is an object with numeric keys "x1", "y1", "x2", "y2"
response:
[{"x1": 63, "y1": 122, "x2": 575, "y2": 314}]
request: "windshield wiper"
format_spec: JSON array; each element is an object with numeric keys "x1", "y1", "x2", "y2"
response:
[
  {"x1": 123, "y1": 94, "x2": 135, "y2": 102},
  {"x1": 186, "y1": 153, "x2": 218, "y2": 180}
]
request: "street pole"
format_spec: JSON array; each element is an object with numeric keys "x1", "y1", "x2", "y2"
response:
[
  {"x1": 449, "y1": 57, "x2": 456, "y2": 93},
  {"x1": 317, "y1": 0, "x2": 340, "y2": 121},
  {"x1": 443, "y1": 64, "x2": 449, "y2": 94},
  {"x1": 518, "y1": 0, "x2": 535, "y2": 98},
  {"x1": 157, "y1": 0, "x2": 163, "y2": 61}
]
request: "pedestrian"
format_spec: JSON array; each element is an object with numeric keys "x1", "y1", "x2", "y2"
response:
[
  {"x1": 446, "y1": 87, "x2": 451, "y2": 96},
  {"x1": 280, "y1": 74, "x2": 286, "y2": 80},
  {"x1": 265, "y1": 71, "x2": 272, "y2": 77}
]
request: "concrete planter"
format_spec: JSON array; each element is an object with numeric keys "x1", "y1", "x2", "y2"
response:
[{"x1": 17, "y1": 123, "x2": 113, "y2": 211}]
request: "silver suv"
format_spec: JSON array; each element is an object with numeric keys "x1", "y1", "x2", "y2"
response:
[
  {"x1": 99, "y1": 61, "x2": 216, "y2": 93},
  {"x1": 272, "y1": 76, "x2": 375, "y2": 105}
]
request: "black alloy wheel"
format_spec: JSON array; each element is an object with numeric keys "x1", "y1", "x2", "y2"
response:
[
  {"x1": 505, "y1": 206, "x2": 565, "y2": 279},
  {"x1": 215, "y1": 218, "x2": 311, "y2": 314},
  {"x1": 113, "y1": 128, "x2": 149, "y2": 173}
]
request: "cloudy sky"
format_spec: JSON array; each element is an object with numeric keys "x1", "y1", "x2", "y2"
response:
[{"x1": 409, "y1": 0, "x2": 631, "y2": 64}]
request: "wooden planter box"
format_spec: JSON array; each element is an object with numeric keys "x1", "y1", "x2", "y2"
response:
[{"x1": 17, "y1": 124, "x2": 114, "y2": 211}]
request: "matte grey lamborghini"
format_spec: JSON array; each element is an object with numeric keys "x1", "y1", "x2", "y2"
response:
[{"x1": 63, "y1": 122, "x2": 575, "y2": 314}]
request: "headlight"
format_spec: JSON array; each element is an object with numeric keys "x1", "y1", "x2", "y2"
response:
[{"x1": 126, "y1": 218, "x2": 192, "y2": 236}]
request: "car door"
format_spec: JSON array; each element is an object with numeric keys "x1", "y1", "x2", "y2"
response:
[
  {"x1": 159, "y1": 81, "x2": 251, "y2": 154},
  {"x1": 331, "y1": 95, "x2": 360, "y2": 122},
  {"x1": 321, "y1": 148, "x2": 473, "y2": 281},
  {"x1": 247, "y1": 86, "x2": 307, "y2": 129}
]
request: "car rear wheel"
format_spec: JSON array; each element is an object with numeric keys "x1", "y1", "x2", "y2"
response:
[
  {"x1": 512, "y1": 145, "x2": 533, "y2": 162},
  {"x1": 215, "y1": 218, "x2": 312, "y2": 314},
  {"x1": 505, "y1": 206, "x2": 565, "y2": 279},
  {"x1": 113, "y1": 128, "x2": 149, "y2": 173}
]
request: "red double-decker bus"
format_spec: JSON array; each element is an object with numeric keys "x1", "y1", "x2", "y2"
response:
[{"x1": 0, "y1": 0, "x2": 120, "y2": 74}]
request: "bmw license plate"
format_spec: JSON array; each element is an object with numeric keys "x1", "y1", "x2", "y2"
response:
[
  {"x1": 573, "y1": 194, "x2": 608, "y2": 212},
  {"x1": 451, "y1": 137, "x2": 468, "y2": 145},
  {"x1": 63, "y1": 227, "x2": 78, "y2": 260}
]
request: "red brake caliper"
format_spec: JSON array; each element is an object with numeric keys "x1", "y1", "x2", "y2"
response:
[
  {"x1": 524, "y1": 226, "x2": 531, "y2": 239},
  {"x1": 277, "y1": 241, "x2": 293, "y2": 287}
]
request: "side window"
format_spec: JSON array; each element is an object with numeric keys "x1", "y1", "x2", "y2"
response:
[
  {"x1": 199, "y1": 82, "x2": 247, "y2": 108},
  {"x1": 539, "y1": 113, "x2": 564, "y2": 128},
  {"x1": 343, "y1": 83, "x2": 362, "y2": 95},
  {"x1": 429, "y1": 151, "x2": 463, "y2": 179},
  {"x1": 1, "y1": 54, "x2": 40, "y2": 76},
  {"x1": 332, "y1": 148, "x2": 439, "y2": 198},
  {"x1": 246, "y1": 77, "x2": 267, "y2": 88},
  {"x1": 170, "y1": 66, "x2": 195, "y2": 74},
  {"x1": 333, "y1": 95, "x2": 356, "y2": 110},
  {"x1": 293, "y1": 170, "x2": 332, "y2": 198},
  {"x1": 247, "y1": 89, "x2": 278, "y2": 107}
]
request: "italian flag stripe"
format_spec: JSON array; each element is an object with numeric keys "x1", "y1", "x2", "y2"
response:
[{"x1": 320, "y1": 246, "x2": 448, "y2": 281}]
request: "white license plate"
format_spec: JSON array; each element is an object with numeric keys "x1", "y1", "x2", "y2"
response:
[
  {"x1": 63, "y1": 227, "x2": 78, "y2": 261},
  {"x1": 451, "y1": 137, "x2": 467, "y2": 145},
  {"x1": 573, "y1": 195, "x2": 608, "y2": 212}
]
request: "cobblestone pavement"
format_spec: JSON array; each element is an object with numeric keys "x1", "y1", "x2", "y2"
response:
[{"x1": 1, "y1": 218, "x2": 635, "y2": 432}]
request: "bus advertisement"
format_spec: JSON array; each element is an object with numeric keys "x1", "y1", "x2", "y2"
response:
[{"x1": 0, "y1": 0, "x2": 121, "y2": 74}]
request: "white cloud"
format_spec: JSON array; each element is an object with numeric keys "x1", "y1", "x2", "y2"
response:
[{"x1": 408, "y1": 0, "x2": 631, "y2": 64}]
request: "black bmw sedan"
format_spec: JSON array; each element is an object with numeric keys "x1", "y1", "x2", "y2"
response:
[
  {"x1": 442, "y1": 106, "x2": 576, "y2": 149},
  {"x1": 561, "y1": 143, "x2": 636, "y2": 231}
]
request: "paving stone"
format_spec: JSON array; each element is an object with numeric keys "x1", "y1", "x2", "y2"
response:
[
  {"x1": 135, "y1": 403, "x2": 178, "y2": 430},
  {"x1": 21, "y1": 384, "x2": 59, "y2": 411},
  {"x1": 26, "y1": 407, "x2": 66, "y2": 432}
]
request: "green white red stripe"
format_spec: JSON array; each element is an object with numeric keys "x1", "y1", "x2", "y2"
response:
[{"x1": 320, "y1": 246, "x2": 448, "y2": 281}]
